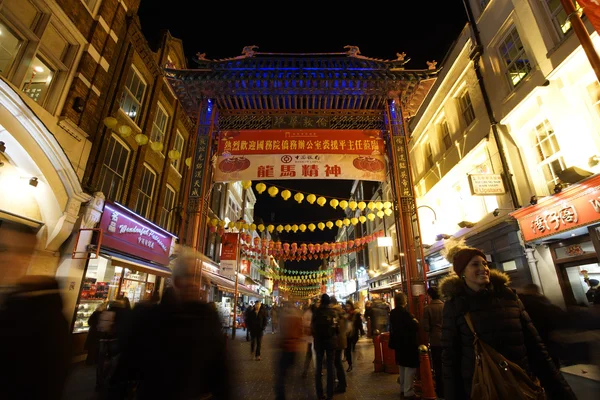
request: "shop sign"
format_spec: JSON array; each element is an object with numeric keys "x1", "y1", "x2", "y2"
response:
[
  {"x1": 512, "y1": 182, "x2": 600, "y2": 242},
  {"x1": 220, "y1": 233, "x2": 239, "y2": 278},
  {"x1": 334, "y1": 267, "x2": 344, "y2": 282},
  {"x1": 345, "y1": 279, "x2": 357, "y2": 294},
  {"x1": 468, "y1": 174, "x2": 506, "y2": 195},
  {"x1": 99, "y1": 202, "x2": 174, "y2": 265},
  {"x1": 240, "y1": 259, "x2": 251, "y2": 275},
  {"x1": 356, "y1": 269, "x2": 369, "y2": 289},
  {"x1": 214, "y1": 129, "x2": 386, "y2": 182}
]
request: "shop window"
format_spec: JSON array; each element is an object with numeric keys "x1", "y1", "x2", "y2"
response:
[
  {"x1": 532, "y1": 119, "x2": 566, "y2": 191},
  {"x1": 120, "y1": 65, "x2": 146, "y2": 123},
  {"x1": 458, "y1": 90, "x2": 476, "y2": 126},
  {"x1": 541, "y1": 0, "x2": 579, "y2": 37},
  {"x1": 0, "y1": 22, "x2": 22, "y2": 76},
  {"x1": 497, "y1": 26, "x2": 532, "y2": 87},
  {"x1": 21, "y1": 56, "x2": 55, "y2": 104},
  {"x1": 150, "y1": 103, "x2": 169, "y2": 151},
  {"x1": 172, "y1": 130, "x2": 184, "y2": 170},
  {"x1": 158, "y1": 185, "x2": 176, "y2": 231},
  {"x1": 98, "y1": 135, "x2": 130, "y2": 201},
  {"x1": 134, "y1": 164, "x2": 156, "y2": 219}
]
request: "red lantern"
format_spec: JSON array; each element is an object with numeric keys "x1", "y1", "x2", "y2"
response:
[
  {"x1": 348, "y1": 240, "x2": 354, "y2": 249},
  {"x1": 276, "y1": 241, "x2": 282, "y2": 250},
  {"x1": 210, "y1": 226, "x2": 217, "y2": 233},
  {"x1": 341, "y1": 241, "x2": 347, "y2": 250},
  {"x1": 315, "y1": 243, "x2": 321, "y2": 253},
  {"x1": 335, "y1": 242, "x2": 342, "y2": 250},
  {"x1": 253, "y1": 237, "x2": 260, "y2": 247},
  {"x1": 262, "y1": 238, "x2": 268, "y2": 248},
  {"x1": 308, "y1": 243, "x2": 315, "y2": 253},
  {"x1": 301, "y1": 243, "x2": 307, "y2": 254},
  {"x1": 291, "y1": 243, "x2": 298, "y2": 253},
  {"x1": 283, "y1": 243, "x2": 290, "y2": 253},
  {"x1": 323, "y1": 242, "x2": 330, "y2": 251},
  {"x1": 218, "y1": 227, "x2": 225, "y2": 236}
]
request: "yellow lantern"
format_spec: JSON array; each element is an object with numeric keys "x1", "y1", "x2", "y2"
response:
[
  {"x1": 330, "y1": 199, "x2": 339, "y2": 209},
  {"x1": 218, "y1": 220, "x2": 226, "y2": 227},
  {"x1": 117, "y1": 124, "x2": 132, "y2": 137},
  {"x1": 250, "y1": 223, "x2": 257, "y2": 231},
  {"x1": 384, "y1": 208, "x2": 393, "y2": 216},
  {"x1": 351, "y1": 217, "x2": 359, "y2": 225},
  {"x1": 317, "y1": 197, "x2": 327, "y2": 207},
  {"x1": 291, "y1": 224, "x2": 298, "y2": 233},
  {"x1": 367, "y1": 213, "x2": 376, "y2": 221},
  {"x1": 339, "y1": 200, "x2": 348, "y2": 210},
  {"x1": 343, "y1": 218, "x2": 351, "y2": 226},
  {"x1": 258, "y1": 224, "x2": 265, "y2": 232},
  {"x1": 308, "y1": 223, "x2": 316, "y2": 232},
  {"x1": 228, "y1": 221, "x2": 235, "y2": 229},
  {"x1": 103, "y1": 116, "x2": 118, "y2": 129},
  {"x1": 367, "y1": 202, "x2": 376, "y2": 210},
  {"x1": 256, "y1": 182, "x2": 267, "y2": 194},
  {"x1": 335, "y1": 220, "x2": 343, "y2": 228},
  {"x1": 134, "y1": 133, "x2": 149, "y2": 146},
  {"x1": 307, "y1": 194, "x2": 317, "y2": 204},
  {"x1": 281, "y1": 189, "x2": 292, "y2": 200},
  {"x1": 168, "y1": 149, "x2": 181, "y2": 160},
  {"x1": 375, "y1": 201, "x2": 384, "y2": 210},
  {"x1": 383, "y1": 201, "x2": 392, "y2": 209},
  {"x1": 326, "y1": 221, "x2": 334, "y2": 229},
  {"x1": 242, "y1": 180, "x2": 253, "y2": 190},
  {"x1": 277, "y1": 225, "x2": 284, "y2": 233},
  {"x1": 318, "y1": 222, "x2": 325, "y2": 231},
  {"x1": 358, "y1": 215, "x2": 367, "y2": 223},
  {"x1": 268, "y1": 224, "x2": 275, "y2": 233},
  {"x1": 268, "y1": 186, "x2": 279, "y2": 197},
  {"x1": 150, "y1": 141, "x2": 164, "y2": 152},
  {"x1": 185, "y1": 157, "x2": 192, "y2": 168},
  {"x1": 210, "y1": 218, "x2": 219, "y2": 227},
  {"x1": 243, "y1": 223, "x2": 250, "y2": 231},
  {"x1": 299, "y1": 224, "x2": 307, "y2": 232},
  {"x1": 284, "y1": 224, "x2": 292, "y2": 232},
  {"x1": 235, "y1": 221, "x2": 243, "y2": 230},
  {"x1": 358, "y1": 201, "x2": 367, "y2": 211},
  {"x1": 348, "y1": 201, "x2": 357, "y2": 211},
  {"x1": 294, "y1": 192, "x2": 304, "y2": 203},
  {"x1": 377, "y1": 210, "x2": 385, "y2": 218}
]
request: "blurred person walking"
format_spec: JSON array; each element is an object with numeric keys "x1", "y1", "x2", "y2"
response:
[
  {"x1": 0, "y1": 275, "x2": 71, "y2": 400},
  {"x1": 302, "y1": 299, "x2": 316, "y2": 378},
  {"x1": 244, "y1": 302, "x2": 254, "y2": 341},
  {"x1": 423, "y1": 287, "x2": 444, "y2": 398},
  {"x1": 109, "y1": 250, "x2": 232, "y2": 400},
  {"x1": 344, "y1": 299, "x2": 364, "y2": 372},
  {"x1": 247, "y1": 298, "x2": 268, "y2": 360},
  {"x1": 330, "y1": 296, "x2": 347, "y2": 393},
  {"x1": 274, "y1": 302, "x2": 303, "y2": 400},
  {"x1": 364, "y1": 300, "x2": 373, "y2": 338},
  {"x1": 271, "y1": 303, "x2": 279, "y2": 334},
  {"x1": 439, "y1": 244, "x2": 576, "y2": 400},
  {"x1": 388, "y1": 292, "x2": 419, "y2": 399},
  {"x1": 312, "y1": 293, "x2": 337, "y2": 400}
]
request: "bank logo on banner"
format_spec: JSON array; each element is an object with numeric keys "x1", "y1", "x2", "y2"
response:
[
  {"x1": 214, "y1": 129, "x2": 386, "y2": 182},
  {"x1": 219, "y1": 232, "x2": 239, "y2": 278}
]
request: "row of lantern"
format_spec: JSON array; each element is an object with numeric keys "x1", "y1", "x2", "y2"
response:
[
  {"x1": 242, "y1": 245, "x2": 366, "y2": 262},
  {"x1": 254, "y1": 182, "x2": 393, "y2": 212},
  {"x1": 103, "y1": 116, "x2": 193, "y2": 164},
  {"x1": 244, "y1": 259, "x2": 339, "y2": 275},
  {"x1": 239, "y1": 230, "x2": 383, "y2": 253}
]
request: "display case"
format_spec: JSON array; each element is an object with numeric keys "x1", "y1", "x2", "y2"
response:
[{"x1": 73, "y1": 299, "x2": 104, "y2": 333}]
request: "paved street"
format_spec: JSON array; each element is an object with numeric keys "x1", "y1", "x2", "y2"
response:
[{"x1": 62, "y1": 327, "x2": 403, "y2": 399}]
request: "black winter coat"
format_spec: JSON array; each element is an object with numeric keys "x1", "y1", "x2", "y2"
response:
[
  {"x1": 388, "y1": 306, "x2": 419, "y2": 368},
  {"x1": 247, "y1": 304, "x2": 268, "y2": 335},
  {"x1": 439, "y1": 270, "x2": 576, "y2": 400}
]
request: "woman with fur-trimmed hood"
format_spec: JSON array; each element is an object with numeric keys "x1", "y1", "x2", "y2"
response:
[{"x1": 439, "y1": 242, "x2": 576, "y2": 400}]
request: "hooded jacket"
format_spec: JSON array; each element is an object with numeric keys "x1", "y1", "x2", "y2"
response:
[{"x1": 439, "y1": 270, "x2": 576, "y2": 400}]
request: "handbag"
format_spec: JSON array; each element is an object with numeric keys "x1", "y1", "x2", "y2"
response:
[{"x1": 464, "y1": 313, "x2": 545, "y2": 400}]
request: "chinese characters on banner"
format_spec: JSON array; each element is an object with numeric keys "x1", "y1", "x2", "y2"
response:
[
  {"x1": 394, "y1": 137, "x2": 413, "y2": 197},
  {"x1": 189, "y1": 136, "x2": 209, "y2": 198},
  {"x1": 219, "y1": 233, "x2": 239, "y2": 278},
  {"x1": 214, "y1": 129, "x2": 386, "y2": 182},
  {"x1": 334, "y1": 268, "x2": 344, "y2": 283}
]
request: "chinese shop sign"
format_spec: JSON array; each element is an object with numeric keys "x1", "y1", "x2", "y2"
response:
[
  {"x1": 219, "y1": 233, "x2": 239, "y2": 278},
  {"x1": 334, "y1": 268, "x2": 344, "y2": 283},
  {"x1": 189, "y1": 136, "x2": 209, "y2": 198},
  {"x1": 214, "y1": 129, "x2": 386, "y2": 182},
  {"x1": 99, "y1": 202, "x2": 175, "y2": 265},
  {"x1": 512, "y1": 181, "x2": 600, "y2": 242}
]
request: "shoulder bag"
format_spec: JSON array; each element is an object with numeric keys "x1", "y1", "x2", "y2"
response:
[{"x1": 464, "y1": 312, "x2": 545, "y2": 400}]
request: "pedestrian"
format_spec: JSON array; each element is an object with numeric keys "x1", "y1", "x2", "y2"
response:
[
  {"x1": 272, "y1": 303, "x2": 279, "y2": 334},
  {"x1": 108, "y1": 249, "x2": 232, "y2": 399},
  {"x1": 301, "y1": 300, "x2": 316, "y2": 378},
  {"x1": 330, "y1": 296, "x2": 347, "y2": 394},
  {"x1": 244, "y1": 302, "x2": 254, "y2": 341},
  {"x1": 84, "y1": 300, "x2": 107, "y2": 368},
  {"x1": 388, "y1": 292, "x2": 419, "y2": 400},
  {"x1": 439, "y1": 243, "x2": 576, "y2": 400},
  {"x1": 364, "y1": 300, "x2": 373, "y2": 338},
  {"x1": 274, "y1": 301, "x2": 303, "y2": 400},
  {"x1": 312, "y1": 293, "x2": 337, "y2": 400},
  {"x1": 344, "y1": 299, "x2": 364, "y2": 372},
  {"x1": 0, "y1": 275, "x2": 71, "y2": 400},
  {"x1": 247, "y1": 299, "x2": 268, "y2": 360},
  {"x1": 423, "y1": 287, "x2": 444, "y2": 398}
]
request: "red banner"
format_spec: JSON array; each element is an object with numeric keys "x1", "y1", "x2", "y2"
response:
[
  {"x1": 335, "y1": 268, "x2": 344, "y2": 283},
  {"x1": 579, "y1": 1, "x2": 600, "y2": 34},
  {"x1": 240, "y1": 259, "x2": 251, "y2": 275},
  {"x1": 220, "y1": 233, "x2": 239, "y2": 278},
  {"x1": 99, "y1": 202, "x2": 175, "y2": 265}
]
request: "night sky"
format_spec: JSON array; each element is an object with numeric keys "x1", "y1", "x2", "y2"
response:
[{"x1": 138, "y1": 1, "x2": 468, "y2": 269}]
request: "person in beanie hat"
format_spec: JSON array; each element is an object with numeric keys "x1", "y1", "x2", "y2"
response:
[{"x1": 439, "y1": 240, "x2": 575, "y2": 400}]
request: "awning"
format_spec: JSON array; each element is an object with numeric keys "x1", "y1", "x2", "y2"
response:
[
  {"x1": 369, "y1": 281, "x2": 402, "y2": 294},
  {"x1": 426, "y1": 267, "x2": 451, "y2": 279},
  {"x1": 202, "y1": 269, "x2": 259, "y2": 297},
  {"x1": 103, "y1": 251, "x2": 172, "y2": 277}
]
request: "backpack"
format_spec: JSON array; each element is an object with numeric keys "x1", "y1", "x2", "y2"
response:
[{"x1": 313, "y1": 307, "x2": 339, "y2": 341}]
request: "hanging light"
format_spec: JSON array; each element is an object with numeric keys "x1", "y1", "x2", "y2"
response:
[
  {"x1": 343, "y1": 218, "x2": 351, "y2": 226},
  {"x1": 308, "y1": 223, "x2": 316, "y2": 232},
  {"x1": 284, "y1": 224, "x2": 292, "y2": 232},
  {"x1": 367, "y1": 202, "x2": 376, "y2": 210},
  {"x1": 384, "y1": 208, "x2": 393, "y2": 216},
  {"x1": 168, "y1": 149, "x2": 181, "y2": 160},
  {"x1": 339, "y1": 200, "x2": 348, "y2": 210},
  {"x1": 134, "y1": 133, "x2": 149, "y2": 146},
  {"x1": 359, "y1": 215, "x2": 367, "y2": 224},
  {"x1": 383, "y1": 201, "x2": 392, "y2": 209},
  {"x1": 307, "y1": 194, "x2": 317, "y2": 204},
  {"x1": 242, "y1": 180, "x2": 253, "y2": 190},
  {"x1": 256, "y1": 182, "x2": 267, "y2": 194},
  {"x1": 268, "y1": 186, "x2": 279, "y2": 197},
  {"x1": 350, "y1": 217, "x2": 359, "y2": 225},
  {"x1": 375, "y1": 201, "x2": 384, "y2": 210},
  {"x1": 268, "y1": 225, "x2": 275, "y2": 233},
  {"x1": 317, "y1": 196, "x2": 327, "y2": 206},
  {"x1": 330, "y1": 199, "x2": 339, "y2": 209},
  {"x1": 367, "y1": 213, "x2": 376, "y2": 221},
  {"x1": 358, "y1": 201, "x2": 367, "y2": 211},
  {"x1": 103, "y1": 116, "x2": 118, "y2": 129},
  {"x1": 294, "y1": 192, "x2": 304, "y2": 203},
  {"x1": 281, "y1": 189, "x2": 292, "y2": 200},
  {"x1": 218, "y1": 220, "x2": 226, "y2": 227},
  {"x1": 150, "y1": 141, "x2": 164, "y2": 152},
  {"x1": 228, "y1": 221, "x2": 235, "y2": 229},
  {"x1": 291, "y1": 224, "x2": 298, "y2": 233},
  {"x1": 335, "y1": 220, "x2": 343, "y2": 228},
  {"x1": 326, "y1": 221, "x2": 334, "y2": 229},
  {"x1": 117, "y1": 124, "x2": 132, "y2": 137},
  {"x1": 250, "y1": 223, "x2": 257, "y2": 231},
  {"x1": 349, "y1": 201, "x2": 357, "y2": 211},
  {"x1": 318, "y1": 222, "x2": 325, "y2": 231},
  {"x1": 377, "y1": 210, "x2": 385, "y2": 218},
  {"x1": 297, "y1": 224, "x2": 306, "y2": 232},
  {"x1": 210, "y1": 218, "x2": 219, "y2": 227},
  {"x1": 277, "y1": 225, "x2": 284, "y2": 233},
  {"x1": 185, "y1": 157, "x2": 192, "y2": 168},
  {"x1": 258, "y1": 224, "x2": 265, "y2": 232}
]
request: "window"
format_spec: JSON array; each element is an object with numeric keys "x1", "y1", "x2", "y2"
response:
[
  {"x1": 98, "y1": 135, "x2": 130, "y2": 201},
  {"x1": 172, "y1": 131, "x2": 184, "y2": 170},
  {"x1": 542, "y1": 0, "x2": 579, "y2": 36},
  {"x1": 159, "y1": 185, "x2": 176, "y2": 231},
  {"x1": 0, "y1": 22, "x2": 22, "y2": 76},
  {"x1": 498, "y1": 27, "x2": 532, "y2": 87},
  {"x1": 458, "y1": 90, "x2": 476, "y2": 126},
  {"x1": 532, "y1": 119, "x2": 566, "y2": 191},
  {"x1": 424, "y1": 142, "x2": 433, "y2": 169},
  {"x1": 120, "y1": 66, "x2": 146, "y2": 123},
  {"x1": 440, "y1": 120, "x2": 452, "y2": 150},
  {"x1": 150, "y1": 103, "x2": 169, "y2": 148},
  {"x1": 22, "y1": 56, "x2": 55, "y2": 104},
  {"x1": 135, "y1": 165, "x2": 156, "y2": 218},
  {"x1": 226, "y1": 197, "x2": 241, "y2": 223}
]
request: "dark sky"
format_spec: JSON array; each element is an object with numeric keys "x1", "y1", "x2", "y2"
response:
[{"x1": 138, "y1": 1, "x2": 468, "y2": 269}]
